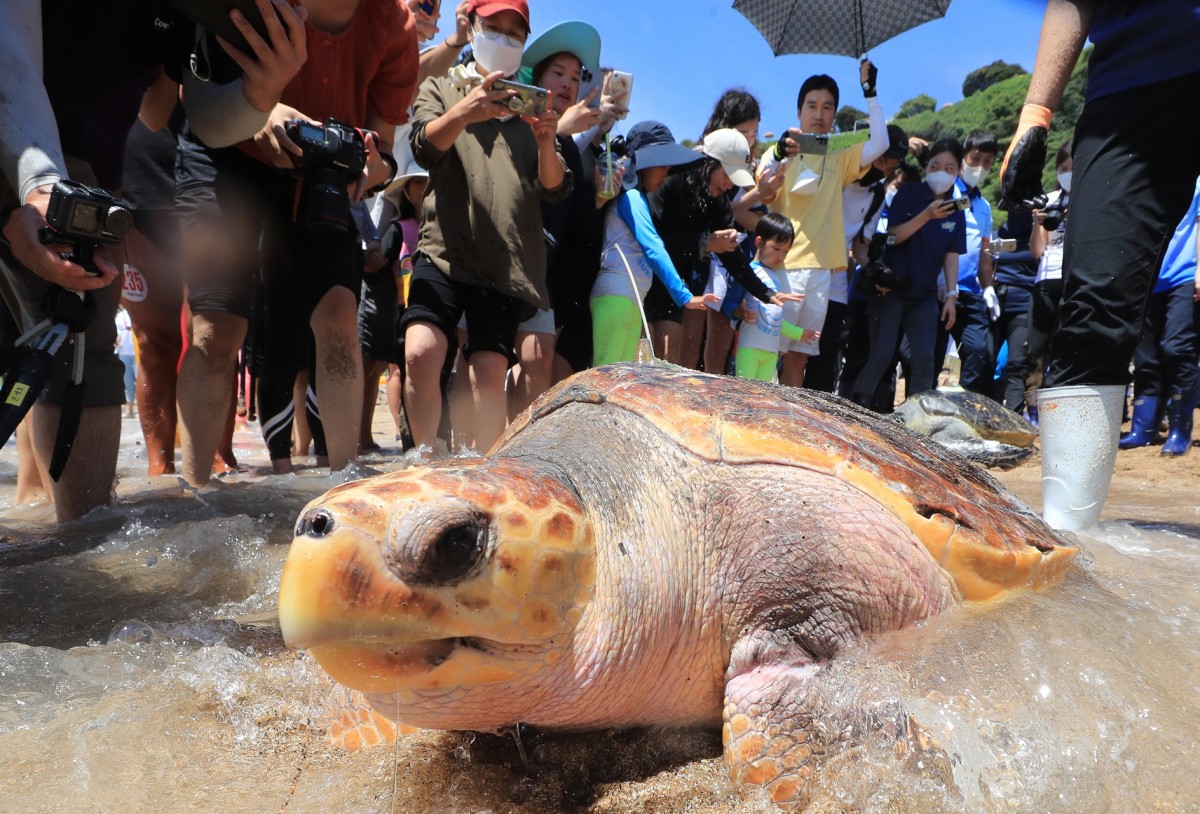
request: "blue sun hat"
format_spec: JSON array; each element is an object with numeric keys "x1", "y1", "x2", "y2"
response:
[
  {"x1": 620, "y1": 120, "x2": 703, "y2": 189},
  {"x1": 518, "y1": 21, "x2": 601, "y2": 83}
]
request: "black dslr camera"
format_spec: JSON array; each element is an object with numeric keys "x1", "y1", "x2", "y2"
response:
[
  {"x1": 40, "y1": 180, "x2": 134, "y2": 273},
  {"x1": 1040, "y1": 199, "x2": 1068, "y2": 232},
  {"x1": 283, "y1": 118, "x2": 369, "y2": 233},
  {"x1": 855, "y1": 232, "x2": 910, "y2": 297}
]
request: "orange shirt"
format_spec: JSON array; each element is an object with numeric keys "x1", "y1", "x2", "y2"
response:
[{"x1": 240, "y1": 0, "x2": 418, "y2": 161}]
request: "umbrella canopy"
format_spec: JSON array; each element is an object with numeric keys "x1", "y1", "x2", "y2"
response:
[{"x1": 732, "y1": 0, "x2": 953, "y2": 58}]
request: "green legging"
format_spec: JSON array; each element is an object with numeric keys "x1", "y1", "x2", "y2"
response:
[
  {"x1": 735, "y1": 346, "x2": 781, "y2": 381},
  {"x1": 591, "y1": 295, "x2": 643, "y2": 365}
]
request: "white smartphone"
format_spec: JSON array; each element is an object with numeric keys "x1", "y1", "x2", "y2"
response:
[{"x1": 608, "y1": 70, "x2": 634, "y2": 119}]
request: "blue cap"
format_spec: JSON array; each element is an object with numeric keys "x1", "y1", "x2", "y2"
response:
[
  {"x1": 625, "y1": 120, "x2": 703, "y2": 175},
  {"x1": 520, "y1": 21, "x2": 601, "y2": 75}
]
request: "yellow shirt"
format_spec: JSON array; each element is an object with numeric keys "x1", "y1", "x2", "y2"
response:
[{"x1": 763, "y1": 142, "x2": 867, "y2": 271}]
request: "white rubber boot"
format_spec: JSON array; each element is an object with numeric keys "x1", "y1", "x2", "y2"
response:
[{"x1": 1037, "y1": 384, "x2": 1125, "y2": 532}]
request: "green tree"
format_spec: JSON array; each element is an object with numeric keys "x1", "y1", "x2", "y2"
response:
[
  {"x1": 962, "y1": 60, "x2": 1027, "y2": 98},
  {"x1": 834, "y1": 105, "x2": 867, "y2": 133},
  {"x1": 897, "y1": 93, "x2": 937, "y2": 119}
]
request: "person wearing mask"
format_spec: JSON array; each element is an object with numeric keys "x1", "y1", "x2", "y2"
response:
[
  {"x1": 756, "y1": 61, "x2": 892, "y2": 387},
  {"x1": 403, "y1": 0, "x2": 569, "y2": 453},
  {"x1": 1119, "y1": 175, "x2": 1200, "y2": 456},
  {"x1": 989, "y1": 209, "x2": 1039, "y2": 414},
  {"x1": 934, "y1": 130, "x2": 1000, "y2": 396},
  {"x1": 1024, "y1": 140, "x2": 1073, "y2": 424},
  {"x1": 1001, "y1": 0, "x2": 1200, "y2": 531},
  {"x1": 0, "y1": 0, "x2": 307, "y2": 521},
  {"x1": 849, "y1": 138, "x2": 967, "y2": 409}
]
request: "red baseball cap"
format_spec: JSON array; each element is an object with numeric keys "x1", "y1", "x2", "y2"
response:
[{"x1": 467, "y1": 0, "x2": 530, "y2": 32}]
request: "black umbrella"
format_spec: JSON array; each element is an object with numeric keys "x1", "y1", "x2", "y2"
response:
[{"x1": 732, "y1": 0, "x2": 953, "y2": 57}]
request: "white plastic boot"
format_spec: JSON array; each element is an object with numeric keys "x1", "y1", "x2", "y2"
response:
[{"x1": 1037, "y1": 384, "x2": 1125, "y2": 532}]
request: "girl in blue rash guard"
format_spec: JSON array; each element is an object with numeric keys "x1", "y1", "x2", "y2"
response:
[{"x1": 589, "y1": 121, "x2": 717, "y2": 365}]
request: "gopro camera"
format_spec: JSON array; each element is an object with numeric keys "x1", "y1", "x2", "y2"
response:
[
  {"x1": 492, "y1": 79, "x2": 549, "y2": 117},
  {"x1": 44, "y1": 180, "x2": 134, "y2": 245}
]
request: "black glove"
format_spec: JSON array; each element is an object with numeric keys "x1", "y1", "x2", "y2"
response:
[
  {"x1": 772, "y1": 130, "x2": 798, "y2": 161},
  {"x1": 861, "y1": 60, "x2": 878, "y2": 98}
]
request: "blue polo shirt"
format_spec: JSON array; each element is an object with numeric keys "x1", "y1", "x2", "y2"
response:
[
  {"x1": 954, "y1": 178, "x2": 992, "y2": 294},
  {"x1": 1088, "y1": 1, "x2": 1200, "y2": 102},
  {"x1": 883, "y1": 181, "x2": 967, "y2": 300},
  {"x1": 1156, "y1": 175, "x2": 1200, "y2": 293}
]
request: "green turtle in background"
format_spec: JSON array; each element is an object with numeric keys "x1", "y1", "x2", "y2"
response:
[{"x1": 893, "y1": 389, "x2": 1039, "y2": 470}]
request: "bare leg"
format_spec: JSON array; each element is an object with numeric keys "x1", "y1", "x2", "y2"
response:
[
  {"x1": 466, "y1": 349, "x2": 509, "y2": 453},
  {"x1": 652, "y1": 319, "x2": 683, "y2": 364},
  {"x1": 213, "y1": 383, "x2": 238, "y2": 474},
  {"x1": 310, "y1": 286, "x2": 362, "y2": 472},
  {"x1": 447, "y1": 349, "x2": 473, "y2": 451},
  {"x1": 679, "y1": 309, "x2": 706, "y2": 371},
  {"x1": 123, "y1": 228, "x2": 184, "y2": 476},
  {"x1": 15, "y1": 418, "x2": 49, "y2": 505},
  {"x1": 32, "y1": 404, "x2": 120, "y2": 522},
  {"x1": 360, "y1": 356, "x2": 386, "y2": 452},
  {"x1": 779, "y1": 351, "x2": 809, "y2": 388},
  {"x1": 178, "y1": 311, "x2": 246, "y2": 487},
  {"x1": 510, "y1": 330, "x2": 555, "y2": 419},
  {"x1": 403, "y1": 320, "x2": 449, "y2": 450},
  {"x1": 704, "y1": 309, "x2": 736, "y2": 375},
  {"x1": 386, "y1": 363, "x2": 403, "y2": 440}
]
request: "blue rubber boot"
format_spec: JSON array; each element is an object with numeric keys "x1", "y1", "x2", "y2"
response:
[
  {"x1": 1161, "y1": 392, "x2": 1196, "y2": 456},
  {"x1": 1118, "y1": 395, "x2": 1159, "y2": 449}
]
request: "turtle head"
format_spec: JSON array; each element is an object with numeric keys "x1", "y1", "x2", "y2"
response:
[{"x1": 278, "y1": 459, "x2": 595, "y2": 712}]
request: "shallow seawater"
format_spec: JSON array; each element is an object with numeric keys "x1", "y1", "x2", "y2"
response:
[{"x1": 1, "y1": 420, "x2": 1199, "y2": 813}]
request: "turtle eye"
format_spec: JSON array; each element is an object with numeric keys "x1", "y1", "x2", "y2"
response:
[
  {"x1": 424, "y1": 522, "x2": 486, "y2": 582},
  {"x1": 296, "y1": 509, "x2": 335, "y2": 538},
  {"x1": 387, "y1": 502, "x2": 491, "y2": 586}
]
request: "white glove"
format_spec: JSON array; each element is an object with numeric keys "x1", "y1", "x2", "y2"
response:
[{"x1": 982, "y1": 285, "x2": 1000, "y2": 321}]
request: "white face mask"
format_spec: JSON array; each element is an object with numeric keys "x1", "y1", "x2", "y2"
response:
[
  {"x1": 961, "y1": 163, "x2": 989, "y2": 188},
  {"x1": 472, "y1": 27, "x2": 524, "y2": 77},
  {"x1": 1057, "y1": 171, "x2": 1073, "y2": 193},
  {"x1": 926, "y1": 170, "x2": 956, "y2": 195}
]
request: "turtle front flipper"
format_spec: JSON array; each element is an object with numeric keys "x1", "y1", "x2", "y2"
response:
[
  {"x1": 325, "y1": 689, "x2": 419, "y2": 751},
  {"x1": 723, "y1": 635, "x2": 828, "y2": 809}
]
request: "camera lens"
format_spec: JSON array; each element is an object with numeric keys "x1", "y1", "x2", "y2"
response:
[
  {"x1": 505, "y1": 96, "x2": 523, "y2": 113},
  {"x1": 105, "y1": 206, "x2": 134, "y2": 238}
]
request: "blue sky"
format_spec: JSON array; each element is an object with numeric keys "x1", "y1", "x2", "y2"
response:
[{"x1": 526, "y1": 0, "x2": 1049, "y2": 142}]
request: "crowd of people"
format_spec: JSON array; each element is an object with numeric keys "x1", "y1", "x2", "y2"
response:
[{"x1": 2, "y1": 0, "x2": 1198, "y2": 531}]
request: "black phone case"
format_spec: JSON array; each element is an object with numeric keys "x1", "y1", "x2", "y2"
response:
[{"x1": 169, "y1": 0, "x2": 275, "y2": 54}]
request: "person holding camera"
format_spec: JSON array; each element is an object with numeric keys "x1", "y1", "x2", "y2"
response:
[
  {"x1": 756, "y1": 61, "x2": 893, "y2": 388},
  {"x1": 1022, "y1": 139, "x2": 1071, "y2": 420},
  {"x1": 848, "y1": 138, "x2": 968, "y2": 410},
  {"x1": 931, "y1": 130, "x2": 1000, "y2": 397},
  {"x1": 1001, "y1": 0, "x2": 1200, "y2": 530},
  {"x1": 402, "y1": 0, "x2": 570, "y2": 454},
  {"x1": 0, "y1": 0, "x2": 307, "y2": 520},
  {"x1": 174, "y1": 0, "x2": 420, "y2": 484}
]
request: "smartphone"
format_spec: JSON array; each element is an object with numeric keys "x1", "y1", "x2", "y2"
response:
[
  {"x1": 169, "y1": 0, "x2": 282, "y2": 55},
  {"x1": 946, "y1": 196, "x2": 971, "y2": 212},
  {"x1": 577, "y1": 66, "x2": 603, "y2": 110},
  {"x1": 608, "y1": 71, "x2": 634, "y2": 119},
  {"x1": 492, "y1": 78, "x2": 550, "y2": 117},
  {"x1": 795, "y1": 133, "x2": 829, "y2": 155}
]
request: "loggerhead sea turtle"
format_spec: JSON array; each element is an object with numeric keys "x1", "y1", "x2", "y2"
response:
[
  {"x1": 278, "y1": 364, "x2": 1077, "y2": 808},
  {"x1": 893, "y1": 389, "x2": 1039, "y2": 470}
]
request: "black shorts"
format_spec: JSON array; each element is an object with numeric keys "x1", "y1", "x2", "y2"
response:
[
  {"x1": 359, "y1": 271, "x2": 398, "y2": 363},
  {"x1": 175, "y1": 135, "x2": 362, "y2": 319},
  {"x1": 399, "y1": 254, "x2": 531, "y2": 363}
]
